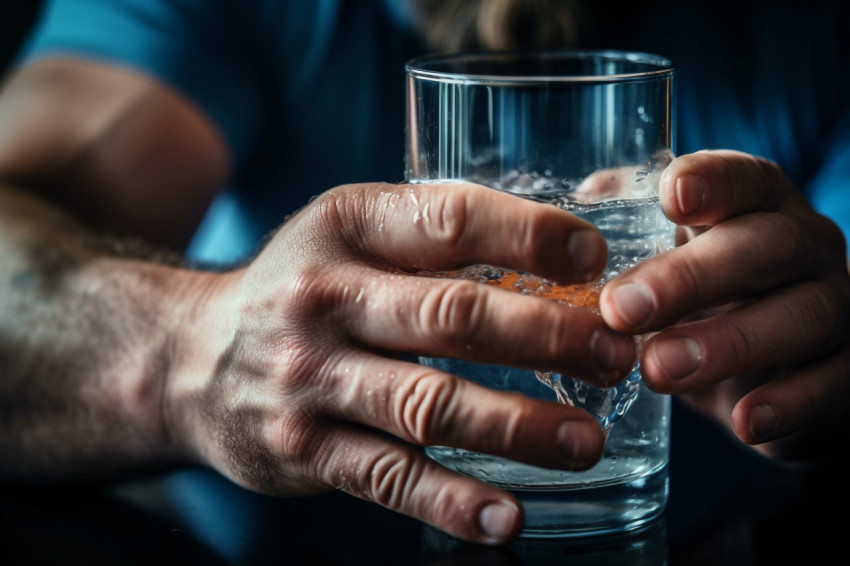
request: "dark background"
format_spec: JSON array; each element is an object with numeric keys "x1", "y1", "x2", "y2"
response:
[
  {"x1": 1, "y1": 2, "x2": 848, "y2": 564},
  {"x1": 1, "y1": 0, "x2": 42, "y2": 75}
]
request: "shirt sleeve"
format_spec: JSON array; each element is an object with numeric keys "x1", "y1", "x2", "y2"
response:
[{"x1": 15, "y1": 0, "x2": 265, "y2": 177}]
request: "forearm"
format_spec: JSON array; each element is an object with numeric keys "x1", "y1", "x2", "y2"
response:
[{"x1": 0, "y1": 184, "x2": 210, "y2": 482}]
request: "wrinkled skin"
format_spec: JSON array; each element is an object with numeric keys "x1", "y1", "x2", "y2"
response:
[
  {"x1": 168, "y1": 150, "x2": 850, "y2": 546},
  {"x1": 167, "y1": 181, "x2": 638, "y2": 544}
]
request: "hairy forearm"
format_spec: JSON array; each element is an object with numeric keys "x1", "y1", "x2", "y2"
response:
[{"x1": 0, "y1": 184, "x2": 209, "y2": 482}]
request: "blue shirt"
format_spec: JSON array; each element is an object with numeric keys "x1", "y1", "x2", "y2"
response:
[
  {"x1": 14, "y1": 2, "x2": 850, "y2": 559},
  {"x1": 17, "y1": 0, "x2": 850, "y2": 264}
]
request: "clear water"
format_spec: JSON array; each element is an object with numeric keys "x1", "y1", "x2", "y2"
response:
[
  {"x1": 422, "y1": 362, "x2": 670, "y2": 487},
  {"x1": 422, "y1": 196, "x2": 675, "y2": 430},
  {"x1": 421, "y1": 167, "x2": 676, "y2": 536},
  {"x1": 535, "y1": 366, "x2": 642, "y2": 432},
  {"x1": 423, "y1": 373, "x2": 671, "y2": 537},
  {"x1": 540, "y1": 196, "x2": 674, "y2": 429},
  {"x1": 511, "y1": 463, "x2": 669, "y2": 538}
]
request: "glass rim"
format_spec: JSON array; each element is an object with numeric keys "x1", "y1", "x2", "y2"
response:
[{"x1": 405, "y1": 49, "x2": 675, "y2": 85}]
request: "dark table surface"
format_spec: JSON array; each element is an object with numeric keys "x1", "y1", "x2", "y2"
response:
[{"x1": 2, "y1": 399, "x2": 846, "y2": 566}]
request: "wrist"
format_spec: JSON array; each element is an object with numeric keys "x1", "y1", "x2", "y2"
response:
[{"x1": 159, "y1": 264, "x2": 245, "y2": 468}]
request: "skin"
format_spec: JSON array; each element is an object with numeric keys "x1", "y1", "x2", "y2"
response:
[
  {"x1": 0, "y1": 58, "x2": 629, "y2": 544},
  {"x1": 2, "y1": 52, "x2": 849, "y2": 547},
  {"x1": 601, "y1": 151, "x2": 850, "y2": 461}
]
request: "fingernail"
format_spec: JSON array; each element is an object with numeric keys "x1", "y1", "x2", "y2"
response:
[
  {"x1": 479, "y1": 501, "x2": 519, "y2": 542},
  {"x1": 557, "y1": 420, "x2": 599, "y2": 464},
  {"x1": 590, "y1": 328, "x2": 635, "y2": 378},
  {"x1": 567, "y1": 229, "x2": 605, "y2": 278},
  {"x1": 749, "y1": 404, "x2": 778, "y2": 439},
  {"x1": 651, "y1": 336, "x2": 702, "y2": 380},
  {"x1": 675, "y1": 175, "x2": 704, "y2": 216},
  {"x1": 611, "y1": 282, "x2": 654, "y2": 326}
]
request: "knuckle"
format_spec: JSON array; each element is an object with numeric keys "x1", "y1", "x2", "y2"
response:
[
  {"x1": 668, "y1": 257, "x2": 707, "y2": 303},
  {"x1": 278, "y1": 345, "x2": 336, "y2": 396},
  {"x1": 426, "y1": 482, "x2": 465, "y2": 527},
  {"x1": 725, "y1": 152, "x2": 781, "y2": 206},
  {"x1": 786, "y1": 282, "x2": 846, "y2": 350},
  {"x1": 725, "y1": 318, "x2": 757, "y2": 367},
  {"x1": 493, "y1": 400, "x2": 526, "y2": 452},
  {"x1": 284, "y1": 265, "x2": 346, "y2": 321},
  {"x1": 650, "y1": 252, "x2": 707, "y2": 312},
  {"x1": 540, "y1": 307, "x2": 578, "y2": 359},
  {"x1": 758, "y1": 212, "x2": 814, "y2": 274},
  {"x1": 713, "y1": 151, "x2": 782, "y2": 211},
  {"x1": 272, "y1": 410, "x2": 326, "y2": 465},
  {"x1": 428, "y1": 189, "x2": 471, "y2": 249},
  {"x1": 749, "y1": 153, "x2": 779, "y2": 179},
  {"x1": 516, "y1": 208, "x2": 550, "y2": 269},
  {"x1": 310, "y1": 185, "x2": 380, "y2": 250},
  {"x1": 308, "y1": 189, "x2": 351, "y2": 235},
  {"x1": 313, "y1": 185, "x2": 361, "y2": 220},
  {"x1": 419, "y1": 280, "x2": 488, "y2": 346},
  {"x1": 394, "y1": 369, "x2": 458, "y2": 445},
  {"x1": 366, "y1": 451, "x2": 425, "y2": 510}
]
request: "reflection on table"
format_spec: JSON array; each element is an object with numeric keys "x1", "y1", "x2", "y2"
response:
[
  {"x1": 421, "y1": 518, "x2": 668, "y2": 565},
  {"x1": 1, "y1": 399, "x2": 845, "y2": 565}
]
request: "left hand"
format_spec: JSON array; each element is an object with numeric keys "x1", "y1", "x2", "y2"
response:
[{"x1": 599, "y1": 150, "x2": 850, "y2": 462}]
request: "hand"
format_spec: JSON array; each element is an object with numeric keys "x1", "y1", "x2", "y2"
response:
[
  {"x1": 600, "y1": 150, "x2": 850, "y2": 462},
  {"x1": 167, "y1": 182, "x2": 638, "y2": 543}
]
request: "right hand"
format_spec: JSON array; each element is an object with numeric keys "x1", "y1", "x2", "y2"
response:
[{"x1": 167, "y1": 181, "x2": 638, "y2": 544}]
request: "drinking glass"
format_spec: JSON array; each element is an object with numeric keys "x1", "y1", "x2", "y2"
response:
[{"x1": 405, "y1": 50, "x2": 676, "y2": 538}]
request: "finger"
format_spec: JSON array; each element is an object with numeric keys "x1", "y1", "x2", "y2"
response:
[
  {"x1": 316, "y1": 425, "x2": 525, "y2": 544},
  {"x1": 600, "y1": 210, "x2": 824, "y2": 332},
  {"x1": 572, "y1": 165, "x2": 639, "y2": 201},
  {"x1": 344, "y1": 268, "x2": 636, "y2": 385},
  {"x1": 323, "y1": 352, "x2": 606, "y2": 471},
  {"x1": 638, "y1": 280, "x2": 848, "y2": 389},
  {"x1": 309, "y1": 182, "x2": 608, "y2": 284},
  {"x1": 729, "y1": 343, "x2": 850, "y2": 459},
  {"x1": 658, "y1": 149, "x2": 803, "y2": 226}
]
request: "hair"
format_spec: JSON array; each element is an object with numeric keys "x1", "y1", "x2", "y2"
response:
[{"x1": 412, "y1": 0, "x2": 581, "y2": 52}]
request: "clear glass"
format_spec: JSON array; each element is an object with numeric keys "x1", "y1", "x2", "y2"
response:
[{"x1": 405, "y1": 50, "x2": 676, "y2": 538}]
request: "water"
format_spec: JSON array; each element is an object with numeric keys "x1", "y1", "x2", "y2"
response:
[
  {"x1": 422, "y1": 360, "x2": 670, "y2": 489},
  {"x1": 537, "y1": 196, "x2": 674, "y2": 430},
  {"x1": 421, "y1": 196, "x2": 675, "y2": 431},
  {"x1": 423, "y1": 364, "x2": 671, "y2": 537},
  {"x1": 423, "y1": 362, "x2": 671, "y2": 537},
  {"x1": 421, "y1": 171, "x2": 676, "y2": 537},
  {"x1": 535, "y1": 367, "x2": 641, "y2": 432}
]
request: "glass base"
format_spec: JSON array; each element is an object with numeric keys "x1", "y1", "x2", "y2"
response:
[
  {"x1": 513, "y1": 463, "x2": 669, "y2": 539},
  {"x1": 426, "y1": 445, "x2": 669, "y2": 539},
  {"x1": 421, "y1": 357, "x2": 671, "y2": 538},
  {"x1": 421, "y1": 513, "x2": 669, "y2": 565}
]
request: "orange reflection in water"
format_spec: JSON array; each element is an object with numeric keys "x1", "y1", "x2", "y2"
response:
[{"x1": 424, "y1": 266, "x2": 601, "y2": 312}]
